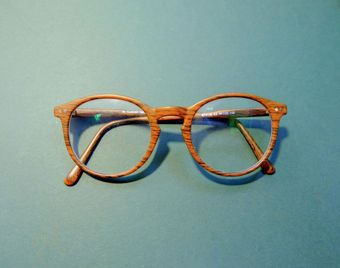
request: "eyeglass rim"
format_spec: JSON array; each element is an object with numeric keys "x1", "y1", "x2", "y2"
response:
[{"x1": 185, "y1": 94, "x2": 280, "y2": 176}]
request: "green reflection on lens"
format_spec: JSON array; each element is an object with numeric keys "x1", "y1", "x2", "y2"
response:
[{"x1": 94, "y1": 113, "x2": 102, "y2": 122}]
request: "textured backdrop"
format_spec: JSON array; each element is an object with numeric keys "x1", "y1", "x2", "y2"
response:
[{"x1": 1, "y1": 1, "x2": 339, "y2": 267}]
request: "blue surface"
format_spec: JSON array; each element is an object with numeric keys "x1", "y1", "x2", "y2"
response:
[{"x1": 0, "y1": 1, "x2": 339, "y2": 267}]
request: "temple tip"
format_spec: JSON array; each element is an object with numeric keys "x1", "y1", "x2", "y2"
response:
[
  {"x1": 64, "y1": 165, "x2": 83, "y2": 186},
  {"x1": 261, "y1": 160, "x2": 276, "y2": 175},
  {"x1": 64, "y1": 177, "x2": 78, "y2": 186}
]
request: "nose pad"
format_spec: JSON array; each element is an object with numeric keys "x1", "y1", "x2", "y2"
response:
[
  {"x1": 153, "y1": 106, "x2": 191, "y2": 145},
  {"x1": 154, "y1": 106, "x2": 188, "y2": 130}
]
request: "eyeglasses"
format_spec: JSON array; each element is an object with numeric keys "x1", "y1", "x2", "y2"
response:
[{"x1": 54, "y1": 93, "x2": 287, "y2": 186}]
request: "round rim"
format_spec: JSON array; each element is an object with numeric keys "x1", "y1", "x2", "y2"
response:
[
  {"x1": 63, "y1": 94, "x2": 160, "y2": 179},
  {"x1": 185, "y1": 93, "x2": 277, "y2": 177}
]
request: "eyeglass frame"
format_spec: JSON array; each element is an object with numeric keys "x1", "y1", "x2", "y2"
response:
[{"x1": 54, "y1": 93, "x2": 287, "y2": 186}]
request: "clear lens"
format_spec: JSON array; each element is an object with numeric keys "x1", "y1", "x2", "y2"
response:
[
  {"x1": 191, "y1": 97, "x2": 272, "y2": 173},
  {"x1": 69, "y1": 98, "x2": 151, "y2": 174}
]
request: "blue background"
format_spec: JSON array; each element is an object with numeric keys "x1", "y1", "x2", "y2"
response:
[{"x1": 1, "y1": 1, "x2": 339, "y2": 267}]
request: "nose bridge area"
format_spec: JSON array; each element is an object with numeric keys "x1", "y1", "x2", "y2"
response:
[{"x1": 155, "y1": 106, "x2": 188, "y2": 120}]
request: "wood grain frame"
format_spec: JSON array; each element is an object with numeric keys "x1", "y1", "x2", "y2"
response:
[{"x1": 54, "y1": 93, "x2": 287, "y2": 186}]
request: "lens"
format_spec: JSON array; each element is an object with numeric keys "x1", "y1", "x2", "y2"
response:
[
  {"x1": 69, "y1": 98, "x2": 151, "y2": 174},
  {"x1": 191, "y1": 97, "x2": 272, "y2": 173}
]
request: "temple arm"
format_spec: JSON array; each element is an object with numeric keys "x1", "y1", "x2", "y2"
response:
[
  {"x1": 65, "y1": 108, "x2": 273, "y2": 186},
  {"x1": 233, "y1": 119, "x2": 275, "y2": 174},
  {"x1": 64, "y1": 117, "x2": 149, "y2": 186}
]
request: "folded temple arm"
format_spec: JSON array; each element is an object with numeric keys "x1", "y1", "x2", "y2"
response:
[
  {"x1": 64, "y1": 108, "x2": 274, "y2": 186},
  {"x1": 65, "y1": 117, "x2": 148, "y2": 185}
]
